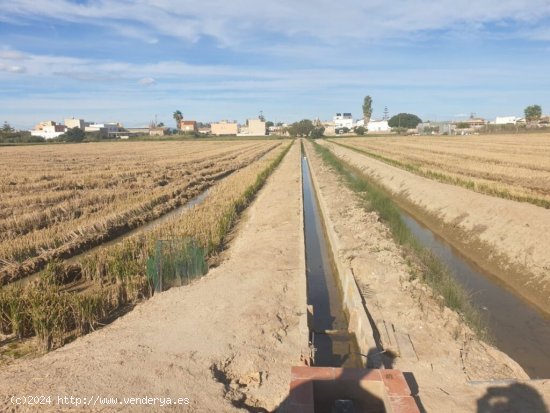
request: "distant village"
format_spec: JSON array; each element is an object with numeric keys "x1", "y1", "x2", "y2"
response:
[{"x1": 21, "y1": 111, "x2": 550, "y2": 140}]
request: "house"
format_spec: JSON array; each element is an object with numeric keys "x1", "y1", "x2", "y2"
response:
[
  {"x1": 125, "y1": 127, "x2": 150, "y2": 136},
  {"x1": 64, "y1": 118, "x2": 85, "y2": 130},
  {"x1": 239, "y1": 119, "x2": 266, "y2": 136},
  {"x1": 85, "y1": 123, "x2": 119, "y2": 138},
  {"x1": 179, "y1": 120, "x2": 198, "y2": 132},
  {"x1": 247, "y1": 119, "x2": 266, "y2": 135},
  {"x1": 149, "y1": 127, "x2": 166, "y2": 137},
  {"x1": 455, "y1": 117, "x2": 487, "y2": 128},
  {"x1": 367, "y1": 120, "x2": 391, "y2": 133},
  {"x1": 495, "y1": 116, "x2": 518, "y2": 125},
  {"x1": 30, "y1": 121, "x2": 67, "y2": 139},
  {"x1": 267, "y1": 124, "x2": 286, "y2": 136},
  {"x1": 333, "y1": 113, "x2": 354, "y2": 131},
  {"x1": 211, "y1": 121, "x2": 238, "y2": 136}
]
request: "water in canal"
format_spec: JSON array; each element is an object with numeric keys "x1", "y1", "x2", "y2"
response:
[
  {"x1": 301, "y1": 153, "x2": 362, "y2": 368},
  {"x1": 401, "y1": 212, "x2": 550, "y2": 379}
]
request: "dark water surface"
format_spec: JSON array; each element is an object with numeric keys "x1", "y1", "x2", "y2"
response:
[
  {"x1": 401, "y1": 213, "x2": 550, "y2": 379},
  {"x1": 302, "y1": 154, "x2": 362, "y2": 368}
]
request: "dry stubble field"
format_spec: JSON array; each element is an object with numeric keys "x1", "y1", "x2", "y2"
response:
[
  {"x1": 336, "y1": 134, "x2": 550, "y2": 208},
  {"x1": 0, "y1": 139, "x2": 287, "y2": 359},
  {"x1": 0, "y1": 140, "x2": 278, "y2": 283}
]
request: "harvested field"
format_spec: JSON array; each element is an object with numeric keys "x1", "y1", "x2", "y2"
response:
[
  {"x1": 0, "y1": 140, "x2": 289, "y2": 359},
  {"x1": 0, "y1": 141, "x2": 307, "y2": 412},
  {"x1": 319, "y1": 139, "x2": 550, "y2": 317},
  {"x1": 0, "y1": 140, "x2": 279, "y2": 284},
  {"x1": 334, "y1": 134, "x2": 550, "y2": 208},
  {"x1": 1, "y1": 137, "x2": 549, "y2": 412}
]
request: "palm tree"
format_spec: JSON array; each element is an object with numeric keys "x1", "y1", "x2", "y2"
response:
[{"x1": 173, "y1": 110, "x2": 183, "y2": 130}]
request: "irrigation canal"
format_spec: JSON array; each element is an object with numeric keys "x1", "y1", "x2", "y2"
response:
[
  {"x1": 301, "y1": 150, "x2": 362, "y2": 368},
  {"x1": 303, "y1": 142, "x2": 550, "y2": 379},
  {"x1": 401, "y1": 212, "x2": 550, "y2": 379}
]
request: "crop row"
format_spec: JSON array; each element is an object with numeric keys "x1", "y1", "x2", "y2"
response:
[
  {"x1": 0, "y1": 142, "x2": 279, "y2": 283},
  {"x1": 0, "y1": 141, "x2": 291, "y2": 354},
  {"x1": 335, "y1": 135, "x2": 550, "y2": 208}
]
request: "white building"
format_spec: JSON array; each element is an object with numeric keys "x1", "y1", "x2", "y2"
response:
[
  {"x1": 334, "y1": 113, "x2": 354, "y2": 130},
  {"x1": 238, "y1": 119, "x2": 266, "y2": 136},
  {"x1": 30, "y1": 121, "x2": 67, "y2": 139},
  {"x1": 495, "y1": 116, "x2": 518, "y2": 125},
  {"x1": 351, "y1": 118, "x2": 391, "y2": 133},
  {"x1": 367, "y1": 120, "x2": 391, "y2": 133},
  {"x1": 85, "y1": 122, "x2": 119, "y2": 137}
]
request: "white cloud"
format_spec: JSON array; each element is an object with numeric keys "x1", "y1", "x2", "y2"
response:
[
  {"x1": 0, "y1": 49, "x2": 27, "y2": 60},
  {"x1": 138, "y1": 77, "x2": 156, "y2": 86},
  {"x1": 1, "y1": 0, "x2": 550, "y2": 47},
  {"x1": 53, "y1": 71, "x2": 121, "y2": 82},
  {"x1": 0, "y1": 63, "x2": 26, "y2": 73}
]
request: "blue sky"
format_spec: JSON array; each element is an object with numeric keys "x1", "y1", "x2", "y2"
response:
[{"x1": 1, "y1": 0, "x2": 550, "y2": 129}]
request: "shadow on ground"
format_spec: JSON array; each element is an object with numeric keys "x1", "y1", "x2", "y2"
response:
[{"x1": 477, "y1": 382, "x2": 548, "y2": 413}]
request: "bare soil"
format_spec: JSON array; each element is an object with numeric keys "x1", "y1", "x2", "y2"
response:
[
  {"x1": 0, "y1": 141, "x2": 308, "y2": 412},
  {"x1": 320, "y1": 140, "x2": 550, "y2": 317},
  {"x1": 304, "y1": 140, "x2": 550, "y2": 412}
]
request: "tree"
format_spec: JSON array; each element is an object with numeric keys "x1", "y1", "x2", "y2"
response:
[
  {"x1": 265, "y1": 121, "x2": 274, "y2": 128},
  {"x1": 362, "y1": 96, "x2": 373, "y2": 123},
  {"x1": 2, "y1": 121, "x2": 14, "y2": 134},
  {"x1": 388, "y1": 113, "x2": 422, "y2": 129},
  {"x1": 310, "y1": 127, "x2": 325, "y2": 139},
  {"x1": 524, "y1": 105, "x2": 542, "y2": 122},
  {"x1": 60, "y1": 127, "x2": 85, "y2": 142},
  {"x1": 173, "y1": 110, "x2": 183, "y2": 130},
  {"x1": 287, "y1": 119, "x2": 314, "y2": 137},
  {"x1": 354, "y1": 126, "x2": 366, "y2": 136},
  {"x1": 456, "y1": 122, "x2": 469, "y2": 129},
  {"x1": 0, "y1": 122, "x2": 41, "y2": 143}
]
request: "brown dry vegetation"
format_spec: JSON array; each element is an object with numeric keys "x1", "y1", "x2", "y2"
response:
[
  {"x1": 0, "y1": 140, "x2": 279, "y2": 284},
  {"x1": 335, "y1": 134, "x2": 550, "y2": 208},
  {"x1": 0, "y1": 140, "x2": 291, "y2": 357}
]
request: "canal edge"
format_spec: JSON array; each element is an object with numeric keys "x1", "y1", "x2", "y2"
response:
[{"x1": 302, "y1": 139, "x2": 381, "y2": 367}]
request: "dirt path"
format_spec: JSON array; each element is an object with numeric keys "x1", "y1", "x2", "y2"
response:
[
  {"x1": 304, "y1": 140, "x2": 550, "y2": 412},
  {"x1": 320, "y1": 140, "x2": 550, "y2": 317},
  {"x1": 0, "y1": 141, "x2": 308, "y2": 412}
]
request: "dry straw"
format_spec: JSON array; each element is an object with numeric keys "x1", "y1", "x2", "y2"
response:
[{"x1": 0, "y1": 140, "x2": 290, "y2": 353}]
